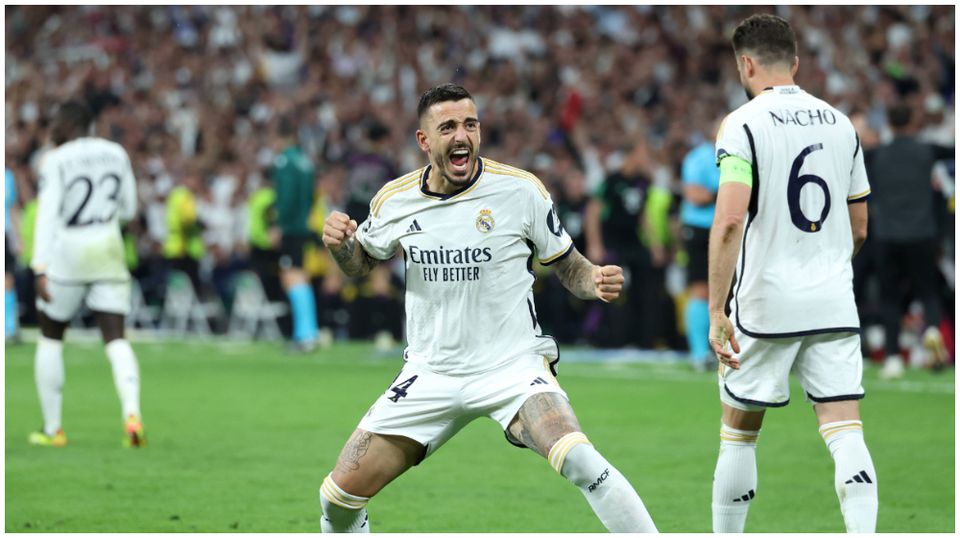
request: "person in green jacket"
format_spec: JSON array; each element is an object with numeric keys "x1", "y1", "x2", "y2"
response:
[{"x1": 272, "y1": 117, "x2": 318, "y2": 352}]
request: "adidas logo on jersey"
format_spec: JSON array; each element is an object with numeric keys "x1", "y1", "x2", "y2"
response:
[{"x1": 406, "y1": 220, "x2": 423, "y2": 233}]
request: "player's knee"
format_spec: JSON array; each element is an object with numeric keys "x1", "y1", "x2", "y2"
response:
[
  {"x1": 319, "y1": 473, "x2": 370, "y2": 530},
  {"x1": 547, "y1": 432, "x2": 593, "y2": 476}
]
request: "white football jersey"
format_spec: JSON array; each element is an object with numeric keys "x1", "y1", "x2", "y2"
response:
[
  {"x1": 33, "y1": 137, "x2": 138, "y2": 282},
  {"x1": 356, "y1": 157, "x2": 573, "y2": 375},
  {"x1": 716, "y1": 86, "x2": 870, "y2": 337}
]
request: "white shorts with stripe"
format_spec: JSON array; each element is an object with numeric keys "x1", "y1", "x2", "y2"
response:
[
  {"x1": 358, "y1": 353, "x2": 566, "y2": 459},
  {"x1": 719, "y1": 330, "x2": 864, "y2": 411},
  {"x1": 37, "y1": 278, "x2": 131, "y2": 322}
]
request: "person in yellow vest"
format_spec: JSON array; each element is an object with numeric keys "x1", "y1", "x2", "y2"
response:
[
  {"x1": 247, "y1": 183, "x2": 283, "y2": 302},
  {"x1": 164, "y1": 171, "x2": 206, "y2": 295},
  {"x1": 305, "y1": 175, "x2": 343, "y2": 348}
]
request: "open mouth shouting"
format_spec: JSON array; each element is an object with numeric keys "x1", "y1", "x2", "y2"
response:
[{"x1": 448, "y1": 146, "x2": 472, "y2": 177}]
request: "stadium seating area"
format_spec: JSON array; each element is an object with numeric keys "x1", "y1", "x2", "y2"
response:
[{"x1": 4, "y1": 6, "x2": 955, "y2": 356}]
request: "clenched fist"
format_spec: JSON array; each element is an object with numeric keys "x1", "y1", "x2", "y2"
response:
[
  {"x1": 322, "y1": 211, "x2": 358, "y2": 251},
  {"x1": 592, "y1": 265, "x2": 624, "y2": 303}
]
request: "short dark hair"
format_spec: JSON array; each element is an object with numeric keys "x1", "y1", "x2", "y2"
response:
[
  {"x1": 417, "y1": 83, "x2": 473, "y2": 120},
  {"x1": 732, "y1": 14, "x2": 797, "y2": 68},
  {"x1": 887, "y1": 103, "x2": 912, "y2": 129},
  {"x1": 50, "y1": 100, "x2": 94, "y2": 146}
]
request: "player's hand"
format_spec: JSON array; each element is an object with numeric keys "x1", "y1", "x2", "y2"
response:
[
  {"x1": 322, "y1": 211, "x2": 358, "y2": 251},
  {"x1": 593, "y1": 265, "x2": 623, "y2": 303},
  {"x1": 709, "y1": 311, "x2": 741, "y2": 369},
  {"x1": 36, "y1": 274, "x2": 51, "y2": 302}
]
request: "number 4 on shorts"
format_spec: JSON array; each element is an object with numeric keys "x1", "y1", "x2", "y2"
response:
[{"x1": 388, "y1": 375, "x2": 418, "y2": 403}]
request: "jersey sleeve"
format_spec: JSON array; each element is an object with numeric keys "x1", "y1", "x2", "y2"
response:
[
  {"x1": 118, "y1": 149, "x2": 138, "y2": 222},
  {"x1": 31, "y1": 155, "x2": 63, "y2": 273},
  {"x1": 354, "y1": 205, "x2": 399, "y2": 261},
  {"x1": 527, "y1": 188, "x2": 574, "y2": 266},
  {"x1": 715, "y1": 112, "x2": 752, "y2": 165},
  {"x1": 847, "y1": 137, "x2": 871, "y2": 203}
]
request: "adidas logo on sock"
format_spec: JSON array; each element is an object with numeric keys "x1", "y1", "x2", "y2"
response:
[
  {"x1": 732, "y1": 489, "x2": 755, "y2": 502},
  {"x1": 844, "y1": 470, "x2": 873, "y2": 484},
  {"x1": 406, "y1": 220, "x2": 423, "y2": 233}
]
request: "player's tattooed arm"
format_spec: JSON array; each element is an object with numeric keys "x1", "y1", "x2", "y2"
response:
[
  {"x1": 323, "y1": 211, "x2": 378, "y2": 278},
  {"x1": 553, "y1": 248, "x2": 624, "y2": 302},
  {"x1": 330, "y1": 236, "x2": 379, "y2": 278}
]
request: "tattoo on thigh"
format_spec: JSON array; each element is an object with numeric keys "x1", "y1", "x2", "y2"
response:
[
  {"x1": 336, "y1": 430, "x2": 373, "y2": 473},
  {"x1": 518, "y1": 393, "x2": 581, "y2": 457}
]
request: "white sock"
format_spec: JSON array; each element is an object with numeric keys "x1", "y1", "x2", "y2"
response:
[
  {"x1": 105, "y1": 339, "x2": 141, "y2": 420},
  {"x1": 712, "y1": 423, "x2": 759, "y2": 532},
  {"x1": 820, "y1": 421, "x2": 878, "y2": 532},
  {"x1": 319, "y1": 474, "x2": 371, "y2": 533},
  {"x1": 35, "y1": 336, "x2": 65, "y2": 436},
  {"x1": 554, "y1": 433, "x2": 658, "y2": 532}
]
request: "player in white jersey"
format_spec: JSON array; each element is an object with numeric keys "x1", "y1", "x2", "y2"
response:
[
  {"x1": 318, "y1": 84, "x2": 658, "y2": 533},
  {"x1": 28, "y1": 101, "x2": 145, "y2": 448},
  {"x1": 708, "y1": 15, "x2": 876, "y2": 532}
]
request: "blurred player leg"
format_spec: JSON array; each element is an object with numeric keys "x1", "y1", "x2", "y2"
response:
[
  {"x1": 96, "y1": 311, "x2": 144, "y2": 446},
  {"x1": 31, "y1": 312, "x2": 68, "y2": 445},
  {"x1": 685, "y1": 283, "x2": 711, "y2": 371},
  {"x1": 5, "y1": 269, "x2": 17, "y2": 341},
  {"x1": 320, "y1": 429, "x2": 425, "y2": 533},
  {"x1": 509, "y1": 393, "x2": 658, "y2": 532},
  {"x1": 712, "y1": 404, "x2": 763, "y2": 532},
  {"x1": 281, "y1": 242, "x2": 319, "y2": 351},
  {"x1": 816, "y1": 402, "x2": 877, "y2": 532}
]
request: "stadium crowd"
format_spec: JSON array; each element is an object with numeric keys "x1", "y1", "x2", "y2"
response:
[{"x1": 4, "y1": 6, "x2": 955, "y2": 363}]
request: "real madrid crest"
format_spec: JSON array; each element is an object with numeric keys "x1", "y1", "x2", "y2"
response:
[{"x1": 475, "y1": 208, "x2": 495, "y2": 233}]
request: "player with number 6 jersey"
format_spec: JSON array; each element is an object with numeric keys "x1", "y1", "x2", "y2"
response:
[
  {"x1": 708, "y1": 15, "x2": 876, "y2": 533},
  {"x1": 28, "y1": 100, "x2": 145, "y2": 450},
  {"x1": 715, "y1": 85, "x2": 869, "y2": 337}
]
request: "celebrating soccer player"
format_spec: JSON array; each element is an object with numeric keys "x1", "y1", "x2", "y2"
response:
[
  {"x1": 319, "y1": 84, "x2": 658, "y2": 533},
  {"x1": 708, "y1": 15, "x2": 876, "y2": 532},
  {"x1": 29, "y1": 101, "x2": 146, "y2": 448}
]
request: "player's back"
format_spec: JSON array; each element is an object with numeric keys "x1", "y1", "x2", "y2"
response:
[
  {"x1": 34, "y1": 137, "x2": 137, "y2": 282},
  {"x1": 717, "y1": 86, "x2": 870, "y2": 337}
]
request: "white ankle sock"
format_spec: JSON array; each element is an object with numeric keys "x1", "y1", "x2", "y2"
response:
[
  {"x1": 820, "y1": 421, "x2": 878, "y2": 532},
  {"x1": 555, "y1": 433, "x2": 658, "y2": 532},
  {"x1": 320, "y1": 474, "x2": 371, "y2": 533},
  {"x1": 35, "y1": 336, "x2": 65, "y2": 435},
  {"x1": 105, "y1": 339, "x2": 141, "y2": 419},
  {"x1": 712, "y1": 423, "x2": 759, "y2": 532}
]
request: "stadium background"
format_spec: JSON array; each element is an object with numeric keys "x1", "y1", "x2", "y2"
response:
[{"x1": 4, "y1": 5, "x2": 955, "y2": 532}]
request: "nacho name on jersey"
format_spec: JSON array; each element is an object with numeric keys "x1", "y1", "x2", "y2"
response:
[
  {"x1": 768, "y1": 108, "x2": 838, "y2": 127},
  {"x1": 408, "y1": 244, "x2": 493, "y2": 282}
]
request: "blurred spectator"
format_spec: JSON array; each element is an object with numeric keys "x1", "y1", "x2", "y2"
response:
[
  {"x1": 163, "y1": 170, "x2": 206, "y2": 296},
  {"x1": 869, "y1": 103, "x2": 954, "y2": 379},
  {"x1": 6, "y1": 168, "x2": 21, "y2": 341}
]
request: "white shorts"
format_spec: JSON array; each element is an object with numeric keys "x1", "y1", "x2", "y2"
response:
[
  {"x1": 37, "y1": 279, "x2": 131, "y2": 322},
  {"x1": 719, "y1": 330, "x2": 864, "y2": 411},
  {"x1": 358, "y1": 354, "x2": 567, "y2": 460}
]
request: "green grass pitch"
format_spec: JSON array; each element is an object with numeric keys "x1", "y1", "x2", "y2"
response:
[{"x1": 5, "y1": 340, "x2": 954, "y2": 532}]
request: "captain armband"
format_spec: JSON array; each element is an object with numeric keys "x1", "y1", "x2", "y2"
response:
[{"x1": 718, "y1": 155, "x2": 753, "y2": 188}]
